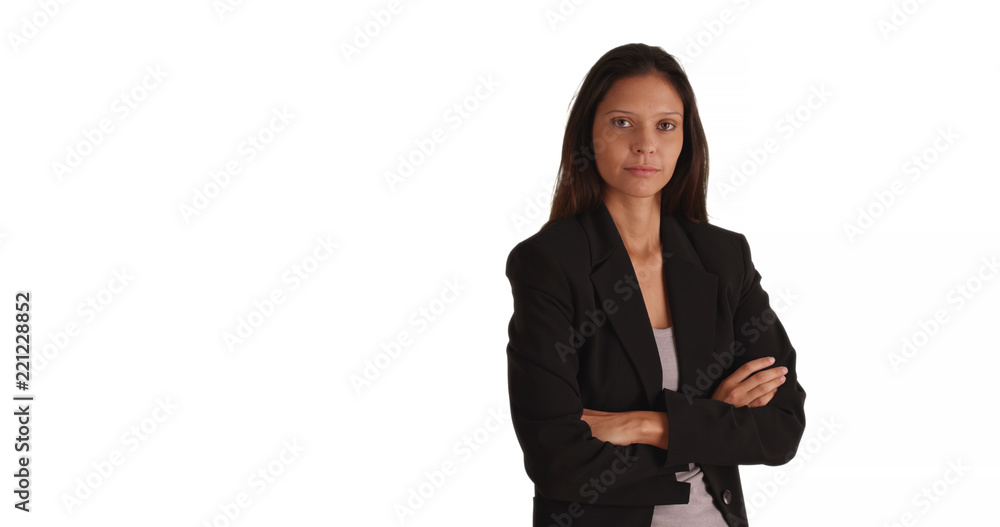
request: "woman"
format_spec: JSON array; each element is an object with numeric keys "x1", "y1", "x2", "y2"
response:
[{"x1": 504, "y1": 43, "x2": 806, "y2": 527}]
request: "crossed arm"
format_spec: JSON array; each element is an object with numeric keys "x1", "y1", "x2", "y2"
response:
[{"x1": 580, "y1": 356, "x2": 789, "y2": 449}]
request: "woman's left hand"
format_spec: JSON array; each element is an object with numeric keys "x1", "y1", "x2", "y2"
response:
[{"x1": 581, "y1": 409, "x2": 644, "y2": 446}]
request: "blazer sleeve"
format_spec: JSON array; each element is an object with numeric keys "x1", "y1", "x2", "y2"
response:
[
  {"x1": 660, "y1": 233, "x2": 807, "y2": 467},
  {"x1": 505, "y1": 240, "x2": 687, "y2": 507}
]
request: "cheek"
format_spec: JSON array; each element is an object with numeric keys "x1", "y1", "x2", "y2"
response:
[
  {"x1": 593, "y1": 144, "x2": 624, "y2": 175},
  {"x1": 589, "y1": 130, "x2": 610, "y2": 166},
  {"x1": 592, "y1": 123, "x2": 625, "y2": 154},
  {"x1": 659, "y1": 136, "x2": 684, "y2": 160},
  {"x1": 593, "y1": 132, "x2": 626, "y2": 162},
  {"x1": 670, "y1": 132, "x2": 685, "y2": 151}
]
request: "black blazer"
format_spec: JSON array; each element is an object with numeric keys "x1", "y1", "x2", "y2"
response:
[{"x1": 504, "y1": 200, "x2": 806, "y2": 527}]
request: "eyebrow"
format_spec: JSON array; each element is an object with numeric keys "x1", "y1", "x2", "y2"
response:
[{"x1": 605, "y1": 109, "x2": 682, "y2": 117}]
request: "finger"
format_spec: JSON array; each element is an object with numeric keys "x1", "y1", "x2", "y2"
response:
[
  {"x1": 745, "y1": 366, "x2": 787, "y2": 388},
  {"x1": 747, "y1": 387, "x2": 779, "y2": 408},
  {"x1": 744, "y1": 373, "x2": 786, "y2": 402},
  {"x1": 747, "y1": 388, "x2": 778, "y2": 408},
  {"x1": 729, "y1": 357, "x2": 776, "y2": 384}
]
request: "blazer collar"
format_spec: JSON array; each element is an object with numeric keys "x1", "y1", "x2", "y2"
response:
[{"x1": 578, "y1": 200, "x2": 719, "y2": 403}]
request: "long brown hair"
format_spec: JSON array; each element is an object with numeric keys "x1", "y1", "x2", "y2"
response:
[{"x1": 542, "y1": 43, "x2": 710, "y2": 230}]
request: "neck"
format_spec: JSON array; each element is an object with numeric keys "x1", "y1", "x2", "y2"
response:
[{"x1": 603, "y1": 191, "x2": 661, "y2": 259}]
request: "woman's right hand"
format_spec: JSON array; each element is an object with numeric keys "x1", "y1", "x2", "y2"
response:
[{"x1": 710, "y1": 356, "x2": 787, "y2": 408}]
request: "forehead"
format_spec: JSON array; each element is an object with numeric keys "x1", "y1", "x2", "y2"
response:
[{"x1": 598, "y1": 74, "x2": 683, "y2": 114}]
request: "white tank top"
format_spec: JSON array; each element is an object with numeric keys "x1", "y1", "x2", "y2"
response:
[{"x1": 649, "y1": 326, "x2": 729, "y2": 527}]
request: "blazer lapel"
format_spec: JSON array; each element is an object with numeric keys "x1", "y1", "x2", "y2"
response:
[{"x1": 579, "y1": 200, "x2": 718, "y2": 404}]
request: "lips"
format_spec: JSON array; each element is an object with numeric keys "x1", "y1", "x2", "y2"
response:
[{"x1": 625, "y1": 165, "x2": 659, "y2": 176}]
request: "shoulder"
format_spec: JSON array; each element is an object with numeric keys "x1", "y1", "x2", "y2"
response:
[
  {"x1": 684, "y1": 219, "x2": 746, "y2": 249},
  {"x1": 505, "y1": 215, "x2": 588, "y2": 284},
  {"x1": 679, "y1": 218, "x2": 751, "y2": 273}
]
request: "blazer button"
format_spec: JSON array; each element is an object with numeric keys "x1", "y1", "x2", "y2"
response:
[{"x1": 722, "y1": 490, "x2": 732, "y2": 505}]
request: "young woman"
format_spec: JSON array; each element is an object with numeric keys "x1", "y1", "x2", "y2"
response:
[{"x1": 504, "y1": 43, "x2": 806, "y2": 527}]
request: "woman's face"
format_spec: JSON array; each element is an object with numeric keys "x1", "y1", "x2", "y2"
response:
[{"x1": 591, "y1": 73, "x2": 684, "y2": 202}]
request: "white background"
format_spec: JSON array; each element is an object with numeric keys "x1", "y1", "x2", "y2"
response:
[{"x1": 2, "y1": 0, "x2": 998, "y2": 525}]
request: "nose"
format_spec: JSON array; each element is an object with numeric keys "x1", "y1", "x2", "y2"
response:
[{"x1": 632, "y1": 128, "x2": 655, "y2": 154}]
